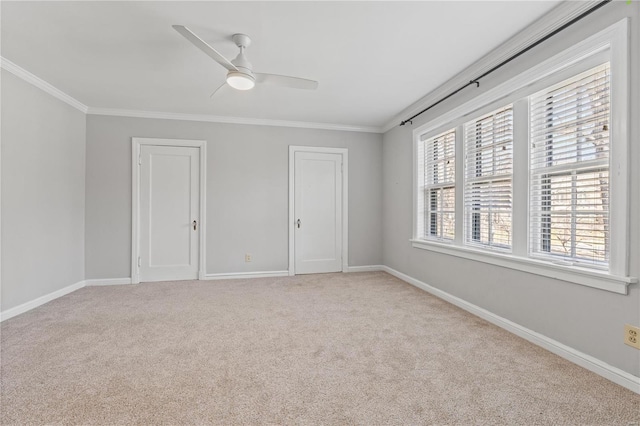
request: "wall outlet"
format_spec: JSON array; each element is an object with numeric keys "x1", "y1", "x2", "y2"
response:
[
  {"x1": 624, "y1": 324, "x2": 640, "y2": 349},
  {"x1": 245, "y1": 254, "x2": 252, "y2": 263}
]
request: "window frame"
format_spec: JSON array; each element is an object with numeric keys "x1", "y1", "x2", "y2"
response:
[
  {"x1": 463, "y1": 105, "x2": 514, "y2": 252},
  {"x1": 418, "y1": 128, "x2": 457, "y2": 242},
  {"x1": 528, "y1": 63, "x2": 611, "y2": 269},
  {"x1": 411, "y1": 19, "x2": 634, "y2": 294}
]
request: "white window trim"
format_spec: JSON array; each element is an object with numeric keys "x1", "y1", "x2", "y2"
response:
[
  {"x1": 412, "y1": 19, "x2": 635, "y2": 294},
  {"x1": 410, "y1": 238, "x2": 634, "y2": 294}
]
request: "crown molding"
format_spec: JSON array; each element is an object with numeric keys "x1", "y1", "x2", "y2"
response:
[
  {"x1": 1, "y1": 56, "x2": 88, "y2": 113},
  {"x1": 86, "y1": 107, "x2": 383, "y2": 134},
  {"x1": 1, "y1": 56, "x2": 381, "y2": 133},
  {"x1": 381, "y1": 0, "x2": 604, "y2": 134}
]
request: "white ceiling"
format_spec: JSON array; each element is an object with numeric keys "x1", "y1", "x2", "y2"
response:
[{"x1": 1, "y1": 1, "x2": 561, "y2": 129}]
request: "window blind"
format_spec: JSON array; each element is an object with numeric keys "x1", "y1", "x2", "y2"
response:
[
  {"x1": 529, "y1": 63, "x2": 610, "y2": 268},
  {"x1": 423, "y1": 129, "x2": 456, "y2": 240},
  {"x1": 464, "y1": 105, "x2": 513, "y2": 250}
]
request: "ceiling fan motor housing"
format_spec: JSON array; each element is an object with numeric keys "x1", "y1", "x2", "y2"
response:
[
  {"x1": 229, "y1": 33, "x2": 255, "y2": 84},
  {"x1": 227, "y1": 40, "x2": 255, "y2": 90},
  {"x1": 227, "y1": 59, "x2": 255, "y2": 89}
]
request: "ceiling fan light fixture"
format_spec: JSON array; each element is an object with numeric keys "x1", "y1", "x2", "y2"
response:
[{"x1": 226, "y1": 71, "x2": 255, "y2": 90}]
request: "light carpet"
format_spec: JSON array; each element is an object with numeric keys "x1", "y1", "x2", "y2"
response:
[{"x1": 1, "y1": 272, "x2": 638, "y2": 425}]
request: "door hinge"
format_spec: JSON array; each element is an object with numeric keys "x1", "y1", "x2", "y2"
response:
[
  {"x1": 137, "y1": 256, "x2": 141, "y2": 268},
  {"x1": 138, "y1": 155, "x2": 142, "y2": 165},
  {"x1": 341, "y1": 163, "x2": 343, "y2": 173}
]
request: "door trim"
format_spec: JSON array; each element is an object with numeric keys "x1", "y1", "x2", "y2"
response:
[
  {"x1": 288, "y1": 146, "x2": 348, "y2": 276},
  {"x1": 131, "y1": 138, "x2": 207, "y2": 284}
]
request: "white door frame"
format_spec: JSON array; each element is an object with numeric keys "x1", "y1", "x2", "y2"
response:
[
  {"x1": 131, "y1": 137, "x2": 207, "y2": 284},
  {"x1": 288, "y1": 146, "x2": 348, "y2": 276}
]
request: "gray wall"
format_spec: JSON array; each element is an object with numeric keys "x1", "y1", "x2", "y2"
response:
[
  {"x1": 382, "y1": 2, "x2": 640, "y2": 376},
  {"x1": 1, "y1": 70, "x2": 86, "y2": 312},
  {"x1": 85, "y1": 116, "x2": 382, "y2": 279}
]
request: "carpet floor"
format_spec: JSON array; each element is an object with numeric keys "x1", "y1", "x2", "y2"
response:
[{"x1": 1, "y1": 272, "x2": 638, "y2": 425}]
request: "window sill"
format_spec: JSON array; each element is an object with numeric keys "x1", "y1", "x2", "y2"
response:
[{"x1": 410, "y1": 239, "x2": 636, "y2": 295}]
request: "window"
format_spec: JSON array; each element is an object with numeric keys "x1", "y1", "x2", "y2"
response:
[
  {"x1": 530, "y1": 64, "x2": 610, "y2": 268},
  {"x1": 464, "y1": 106, "x2": 513, "y2": 250},
  {"x1": 411, "y1": 20, "x2": 632, "y2": 293},
  {"x1": 420, "y1": 129, "x2": 455, "y2": 241}
]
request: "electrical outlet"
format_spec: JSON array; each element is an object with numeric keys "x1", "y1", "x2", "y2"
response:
[
  {"x1": 245, "y1": 254, "x2": 252, "y2": 263},
  {"x1": 624, "y1": 324, "x2": 640, "y2": 349}
]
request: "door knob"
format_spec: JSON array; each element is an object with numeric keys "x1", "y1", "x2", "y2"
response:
[
  {"x1": 193, "y1": 220, "x2": 197, "y2": 230},
  {"x1": 297, "y1": 219, "x2": 301, "y2": 229}
]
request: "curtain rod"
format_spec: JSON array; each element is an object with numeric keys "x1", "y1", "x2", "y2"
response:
[{"x1": 399, "y1": 0, "x2": 612, "y2": 127}]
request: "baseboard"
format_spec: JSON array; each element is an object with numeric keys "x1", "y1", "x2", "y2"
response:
[
  {"x1": 0, "y1": 280, "x2": 86, "y2": 322},
  {"x1": 204, "y1": 270, "x2": 290, "y2": 280},
  {"x1": 346, "y1": 265, "x2": 385, "y2": 273},
  {"x1": 85, "y1": 278, "x2": 132, "y2": 286},
  {"x1": 380, "y1": 265, "x2": 640, "y2": 394}
]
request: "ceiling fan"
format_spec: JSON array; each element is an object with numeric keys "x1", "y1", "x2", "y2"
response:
[{"x1": 173, "y1": 25, "x2": 319, "y2": 94}]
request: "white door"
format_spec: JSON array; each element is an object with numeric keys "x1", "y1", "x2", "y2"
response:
[
  {"x1": 294, "y1": 151, "x2": 343, "y2": 274},
  {"x1": 139, "y1": 145, "x2": 200, "y2": 282}
]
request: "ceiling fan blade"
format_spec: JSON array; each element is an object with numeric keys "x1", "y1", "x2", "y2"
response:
[
  {"x1": 254, "y1": 73, "x2": 318, "y2": 90},
  {"x1": 209, "y1": 82, "x2": 227, "y2": 99},
  {"x1": 173, "y1": 25, "x2": 238, "y2": 72}
]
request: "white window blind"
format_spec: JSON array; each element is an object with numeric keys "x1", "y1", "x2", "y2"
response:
[
  {"x1": 529, "y1": 63, "x2": 610, "y2": 268},
  {"x1": 421, "y1": 129, "x2": 456, "y2": 240},
  {"x1": 464, "y1": 105, "x2": 513, "y2": 250}
]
